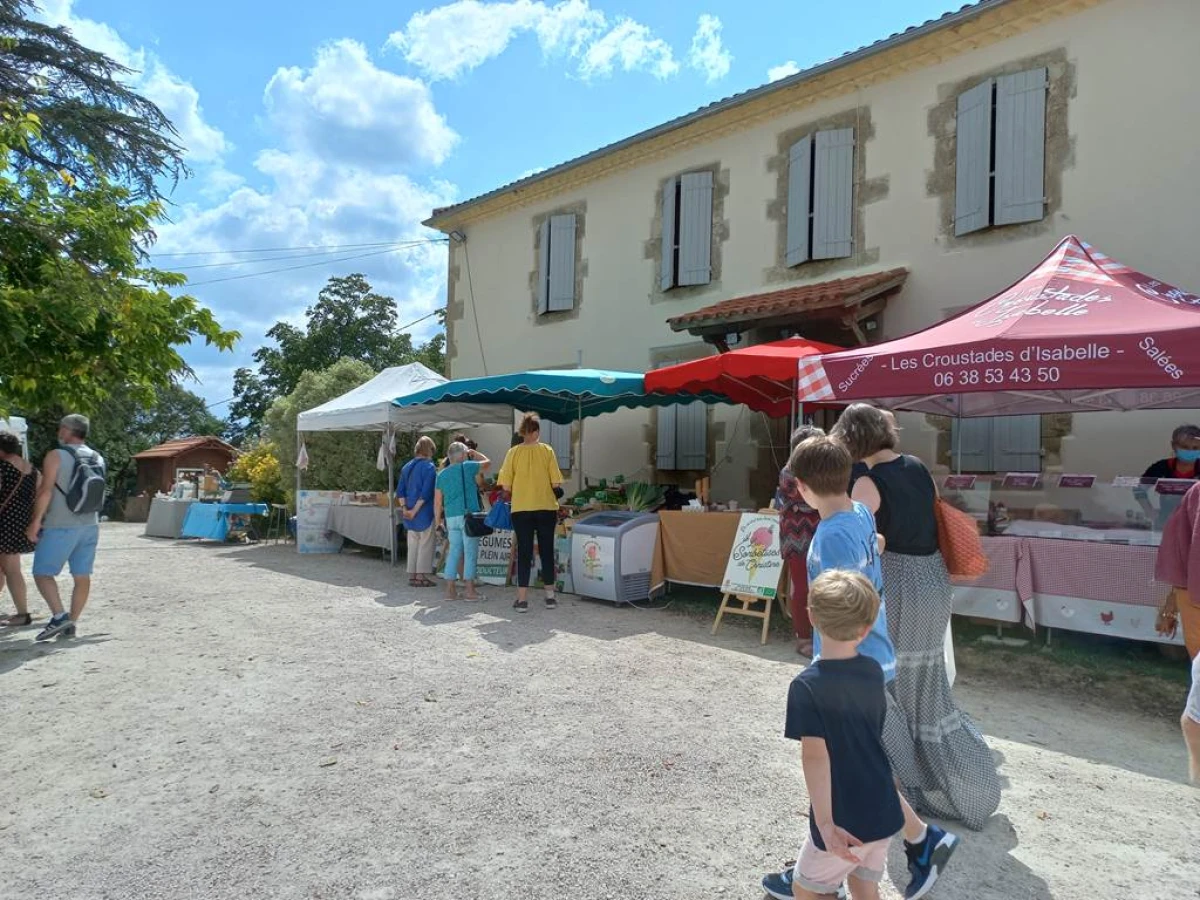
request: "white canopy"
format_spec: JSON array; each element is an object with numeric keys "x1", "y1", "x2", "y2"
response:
[
  {"x1": 296, "y1": 362, "x2": 510, "y2": 433},
  {"x1": 0, "y1": 417, "x2": 29, "y2": 459}
]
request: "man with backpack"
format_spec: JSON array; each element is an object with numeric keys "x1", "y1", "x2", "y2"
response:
[{"x1": 26, "y1": 414, "x2": 107, "y2": 641}]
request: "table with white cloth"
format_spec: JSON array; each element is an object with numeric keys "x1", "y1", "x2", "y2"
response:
[
  {"x1": 326, "y1": 505, "x2": 395, "y2": 550},
  {"x1": 952, "y1": 535, "x2": 1183, "y2": 646},
  {"x1": 143, "y1": 498, "x2": 195, "y2": 539}
]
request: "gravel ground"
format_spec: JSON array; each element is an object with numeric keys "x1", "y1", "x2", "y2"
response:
[{"x1": 1, "y1": 523, "x2": 1197, "y2": 900}]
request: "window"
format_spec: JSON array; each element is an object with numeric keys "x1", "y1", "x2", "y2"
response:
[
  {"x1": 786, "y1": 128, "x2": 855, "y2": 265},
  {"x1": 660, "y1": 171, "x2": 714, "y2": 290},
  {"x1": 656, "y1": 399, "x2": 708, "y2": 471},
  {"x1": 955, "y1": 68, "x2": 1048, "y2": 237},
  {"x1": 536, "y1": 213, "x2": 577, "y2": 314},
  {"x1": 950, "y1": 415, "x2": 1042, "y2": 473},
  {"x1": 541, "y1": 419, "x2": 572, "y2": 470}
]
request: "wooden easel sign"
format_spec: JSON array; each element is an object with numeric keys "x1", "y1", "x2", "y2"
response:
[{"x1": 712, "y1": 511, "x2": 786, "y2": 644}]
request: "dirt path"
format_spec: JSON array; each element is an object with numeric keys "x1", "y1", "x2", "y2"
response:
[{"x1": 1, "y1": 524, "x2": 1196, "y2": 900}]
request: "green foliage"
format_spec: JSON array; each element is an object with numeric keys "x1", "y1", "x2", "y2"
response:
[
  {"x1": 263, "y1": 358, "x2": 390, "y2": 496},
  {"x1": 0, "y1": 0, "x2": 186, "y2": 200},
  {"x1": 230, "y1": 274, "x2": 444, "y2": 442},
  {"x1": 226, "y1": 441, "x2": 286, "y2": 507},
  {"x1": 0, "y1": 110, "x2": 238, "y2": 416}
]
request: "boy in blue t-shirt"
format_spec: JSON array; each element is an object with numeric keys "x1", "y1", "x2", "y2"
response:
[
  {"x1": 782, "y1": 569, "x2": 903, "y2": 899},
  {"x1": 762, "y1": 435, "x2": 959, "y2": 900}
]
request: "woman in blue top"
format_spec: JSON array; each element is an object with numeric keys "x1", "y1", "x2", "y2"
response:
[
  {"x1": 397, "y1": 436, "x2": 438, "y2": 587},
  {"x1": 434, "y1": 441, "x2": 491, "y2": 601}
]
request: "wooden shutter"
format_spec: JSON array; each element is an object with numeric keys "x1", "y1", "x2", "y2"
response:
[
  {"x1": 950, "y1": 417, "x2": 994, "y2": 473},
  {"x1": 954, "y1": 79, "x2": 994, "y2": 237},
  {"x1": 992, "y1": 414, "x2": 1042, "y2": 472},
  {"x1": 674, "y1": 400, "x2": 708, "y2": 470},
  {"x1": 543, "y1": 420, "x2": 572, "y2": 470},
  {"x1": 656, "y1": 405, "x2": 677, "y2": 470},
  {"x1": 660, "y1": 176, "x2": 678, "y2": 291},
  {"x1": 785, "y1": 135, "x2": 812, "y2": 266},
  {"x1": 812, "y1": 128, "x2": 854, "y2": 260},
  {"x1": 537, "y1": 219, "x2": 551, "y2": 314},
  {"x1": 994, "y1": 68, "x2": 1048, "y2": 226},
  {"x1": 677, "y1": 171, "x2": 714, "y2": 286},
  {"x1": 547, "y1": 213, "x2": 576, "y2": 312}
]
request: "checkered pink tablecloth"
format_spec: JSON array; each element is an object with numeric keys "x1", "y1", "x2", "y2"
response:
[{"x1": 953, "y1": 536, "x2": 1165, "y2": 609}]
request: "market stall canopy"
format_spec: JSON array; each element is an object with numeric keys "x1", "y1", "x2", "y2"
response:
[
  {"x1": 795, "y1": 236, "x2": 1200, "y2": 417},
  {"x1": 296, "y1": 362, "x2": 509, "y2": 432},
  {"x1": 391, "y1": 369, "x2": 731, "y2": 424},
  {"x1": 644, "y1": 337, "x2": 842, "y2": 418}
]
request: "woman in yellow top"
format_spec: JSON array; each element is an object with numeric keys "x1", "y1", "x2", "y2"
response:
[{"x1": 498, "y1": 413, "x2": 564, "y2": 613}]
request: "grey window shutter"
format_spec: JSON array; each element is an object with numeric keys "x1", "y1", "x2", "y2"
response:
[
  {"x1": 660, "y1": 176, "x2": 678, "y2": 291},
  {"x1": 677, "y1": 171, "x2": 713, "y2": 286},
  {"x1": 674, "y1": 399, "x2": 708, "y2": 470},
  {"x1": 547, "y1": 213, "x2": 576, "y2": 312},
  {"x1": 656, "y1": 406, "x2": 677, "y2": 470},
  {"x1": 994, "y1": 67, "x2": 1048, "y2": 226},
  {"x1": 992, "y1": 414, "x2": 1042, "y2": 472},
  {"x1": 785, "y1": 135, "x2": 812, "y2": 266},
  {"x1": 954, "y1": 79, "x2": 993, "y2": 236},
  {"x1": 537, "y1": 219, "x2": 551, "y2": 314},
  {"x1": 544, "y1": 420, "x2": 572, "y2": 470},
  {"x1": 812, "y1": 128, "x2": 854, "y2": 260},
  {"x1": 950, "y1": 417, "x2": 994, "y2": 472}
]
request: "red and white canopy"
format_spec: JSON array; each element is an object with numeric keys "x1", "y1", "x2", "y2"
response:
[{"x1": 796, "y1": 236, "x2": 1200, "y2": 416}]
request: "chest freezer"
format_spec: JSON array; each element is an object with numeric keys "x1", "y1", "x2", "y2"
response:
[{"x1": 570, "y1": 511, "x2": 660, "y2": 604}]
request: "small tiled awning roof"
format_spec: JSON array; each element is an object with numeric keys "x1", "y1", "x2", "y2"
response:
[
  {"x1": 133, "y1": 436, "x2": 236, "y2": 460},
  {"x1": 667, "y1": 268, "x2": 908, "y2": 334}
]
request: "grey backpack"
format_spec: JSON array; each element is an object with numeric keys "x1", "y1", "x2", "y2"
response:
[{"x1": 57, "y1": 446, "x2": 107, "y2": 515}]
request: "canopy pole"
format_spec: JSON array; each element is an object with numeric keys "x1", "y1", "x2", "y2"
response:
[
  {"x1": 386, "y1": 427, "x2": 397, "y2": 567},
  {"x1": 576, "y1": 349, "x2": 584, "y2": 490},
  {"x1": 954, "y1": 395, "x2": 963, "y2": 475},
  {"x1": 295, "y1": 429, "x2": 302, "y2": 555}
]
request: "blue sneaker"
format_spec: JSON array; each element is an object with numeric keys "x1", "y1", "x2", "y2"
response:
[
  {"x1": 35, "y1": 614, "x2": 73, "y2": 642},
  {"x1": 904, "y1": 824, "x2": 960, "y2": 899},
  {"x1": 762, "y1": 867, "x2": 847, "y2": 900}
]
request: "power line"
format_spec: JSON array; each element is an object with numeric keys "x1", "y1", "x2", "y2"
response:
[
  {"x1": 186, "y1": 247, "x2": 404, "y2": 287},
  {"x1": 172, "y1": 240, "x2": 437, "y2": 271},
  {"x1": 462, "y1": 241, "x2": 489, "y2": 376},
  {"x1": 153, "y1": 238, "x2": 447, "y2": 258}
]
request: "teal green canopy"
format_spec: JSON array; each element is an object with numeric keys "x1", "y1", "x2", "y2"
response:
[{"x1": 391, "y1": 369, "x2": 730, "y2": 424}]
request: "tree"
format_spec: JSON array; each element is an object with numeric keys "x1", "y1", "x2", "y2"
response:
[
  {"x1": 0, "y1": 109, "x2": 238, "y2": 417},
  {"x1": 226, "y1": 442, "x2": 285, "y2": 506},
  {"x1": 231, "y1": 274, "x2": 444, "y2": 440},
  {"x1": 264, "y1": 358, "x2": 391, "y2": 501},
  {"x1": 0, "y1": 0, "x2": 186, "y2": 200}
]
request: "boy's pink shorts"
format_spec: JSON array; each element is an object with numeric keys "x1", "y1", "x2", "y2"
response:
[{"x1": 793, "y1": 835, "x2": 892, "y2": 895}]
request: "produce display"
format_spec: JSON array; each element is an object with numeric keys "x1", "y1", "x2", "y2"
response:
[{"x1": 566, "y1": 476, "x2": 666, "y2": 512}]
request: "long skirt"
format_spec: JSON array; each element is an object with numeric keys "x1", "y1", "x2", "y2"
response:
[{"x1": 881, "y1": 550, "x2": 1001, "y2": 830}]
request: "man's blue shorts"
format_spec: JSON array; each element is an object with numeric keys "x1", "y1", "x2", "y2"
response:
[{"x1": 32, "y1": 525, "x2": 100, "y2": 577}]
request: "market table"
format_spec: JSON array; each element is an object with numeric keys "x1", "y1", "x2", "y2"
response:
[
  {"x1": 180, "y1": 503, "x2": 268, "y2": 542},
  {"x1": 143, "y1": 498, "x2": 195, "y2": 539},
  {"x1": 951, "y1": 536, "x2": 1026, "y2": 624},
  {"x1": 326, "y1": 505, "x2": 394, "y2": 550},
  {"x1": 649, "y1": 510, "x2": 742, "y2": 595}
]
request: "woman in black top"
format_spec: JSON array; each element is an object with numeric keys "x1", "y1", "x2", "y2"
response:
[
  {"x1": 0, "y1": 430, "x2": 39, "y2": 627},
  {"x1": 833, "y1": 404, "x2": 1000, "y2": 830}
]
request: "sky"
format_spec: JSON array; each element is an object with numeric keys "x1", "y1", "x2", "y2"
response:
[{"x1": 37, "y1": 0, "x2": 961, "y2": 413}]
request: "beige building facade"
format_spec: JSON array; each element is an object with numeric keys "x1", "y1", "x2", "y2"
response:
[{"x1": 427, "y1": 0, "x2": 1200, "y2": 505}]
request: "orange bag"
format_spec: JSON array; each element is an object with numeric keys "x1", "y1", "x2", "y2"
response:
[{"x1": 934, "y1": 497, "x2": 988, "y2": 578}]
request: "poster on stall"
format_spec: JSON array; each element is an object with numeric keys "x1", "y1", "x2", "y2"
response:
[
  {"x1": 297, "y1": 490, "x2": 344, "y2": 555},
  {"x1": 476, "y1": 531, "x2": 513, "y2": 586},
  {"x1": 720, "y1": 513, "x2": 784, "y2": 600}
]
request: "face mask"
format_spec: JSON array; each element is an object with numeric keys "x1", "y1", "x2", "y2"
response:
[{"x1": 1175, "y1": 448, "x2": 1200, "y2": 463}]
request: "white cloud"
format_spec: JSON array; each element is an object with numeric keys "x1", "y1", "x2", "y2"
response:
[
  {"x1": 35, "y1": 0, "x2": 230, "y2": 163},
  {"x1": 687, "y1": 14, "x2": 732, "y2": 83},
  {"x1": 767, "y1": 60, "x2": 802, "y2": 82},
  {"x1": 264, "y1": 39, "x2": 458, "y2": 169},
  {"x1": 387, "y1": 0, "x2": 677, "y2": 82},
  {"x1": 578, "y1": 18, "x2": 677, "y2": 80}
]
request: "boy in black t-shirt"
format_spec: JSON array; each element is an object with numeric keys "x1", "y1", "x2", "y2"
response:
[{"x1": 781, "y1": 569, "x2": 904, "y2": 900}]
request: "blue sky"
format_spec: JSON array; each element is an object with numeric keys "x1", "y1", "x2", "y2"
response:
[{"x1": 40, "y1": 0, "x2": 959, "y2": 411}]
